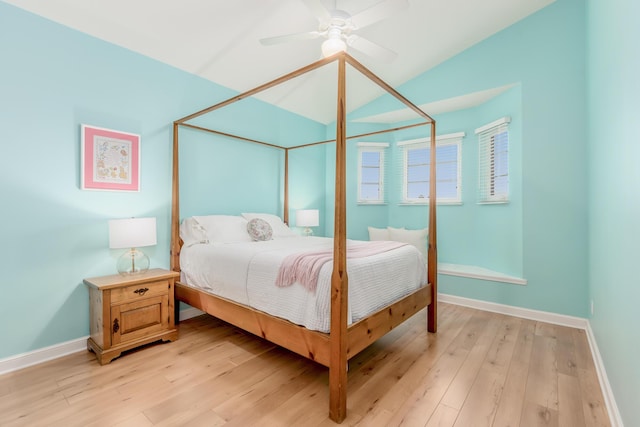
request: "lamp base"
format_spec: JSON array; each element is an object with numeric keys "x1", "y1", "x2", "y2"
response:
[
  {"x1": 117, "y1": 248, "x2": 150, "y2": 275},
  {"x1": 303, "y1": 227, "x2": 314, "y2": 237}
]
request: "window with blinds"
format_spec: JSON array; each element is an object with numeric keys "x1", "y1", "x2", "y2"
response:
[
  {"x1": 397, "y1": 133, "x2": 464, "y2": 204},
  {"x1": 476, "y1": 117, "x2": 510, "y2": 203},
  {"x1": 357, "y1": 142, "x2": 388, "y2": 203}
]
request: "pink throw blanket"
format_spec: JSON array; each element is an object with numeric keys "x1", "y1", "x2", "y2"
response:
[{"x1": 275, "y1": 240, "x2": 407, "y2": 292}]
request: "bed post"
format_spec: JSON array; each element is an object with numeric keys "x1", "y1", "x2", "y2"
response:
[
  {"x1": 284, "y1": 148, "x2": 289, "y2": 225},
  {"x1": 171, "y1": 122, "x2": 181, "y2": 274},
  {"x1": 427, "y1": 122, "x2": 438, "y2": 332},
  {"x1": 329, "y1": 53, "x2": 348, "y2": 424}
]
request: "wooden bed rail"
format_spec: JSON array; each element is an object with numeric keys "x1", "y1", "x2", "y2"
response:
[{"x1": 174, "y1": 281, "x2": 433, "y2": 368}]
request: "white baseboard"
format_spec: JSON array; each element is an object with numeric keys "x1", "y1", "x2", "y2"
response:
[
  {"x1": 439, "y1": 293, "x2": 622, "y2": 427},
  {"x1": 438, "y1": 293, "x2": 588, "y2": 329},
  {"x1": 0, "y1": 336, "x2": 88, "y2": 376},
  {"x1": 585, "y1": 323, "x2": 624, "y2": 427},
  {"x1": 0, "y1": 307, "x2": 203, "y2": 376}
]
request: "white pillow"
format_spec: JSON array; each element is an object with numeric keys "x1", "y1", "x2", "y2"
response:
[
  {"x1": 387, "y1": 226, "x2": 405, "y2": 234},
  {"x1": 388, "y1": 227, "x2": 428, "y2": 260},
  {"x1": 180, "y1": 217, "x2": 209, "y2": 247},
  {"x1": 368, "y1": 226, "x2": 390, "y2": 241},
  {"x1": 193, "y1": 215, "x2": 252, "y2": 243},
  {"x1": 241, "y1": 213, "x2": 297, "y2": 238}
]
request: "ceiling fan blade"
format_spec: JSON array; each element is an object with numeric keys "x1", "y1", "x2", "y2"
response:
[
  {"x1": 350, "y1": 0, "x2": 409, "y2": 30},
  {"x1": 347, "y1": 35, "x2": 397, "y2": 62},
  {"x1": 260, "y1": 31, "x2": 322, "y2": 46},
  {"x1": 301, "y1": 0, "x2": 332, "y2": 24}
]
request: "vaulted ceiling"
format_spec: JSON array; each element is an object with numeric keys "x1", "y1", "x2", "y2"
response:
[{"x1": 6, "y1": 0, "x2": 554, "y2": 123}]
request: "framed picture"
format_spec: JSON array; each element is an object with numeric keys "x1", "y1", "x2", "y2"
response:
[{"x1": 81, "y1": 124, "x2": 140, "y2": 191}]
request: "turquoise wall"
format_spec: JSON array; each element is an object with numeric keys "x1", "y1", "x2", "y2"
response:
[
  {"x1": 326, "y1": 0, "x2": 586, "y2": 317},
  {"x1": 0, "y1": 2, "x2": 325, "y2": 359},
  {"x1": 386, "y1": 86, "x2": 523, "y2": 277},
  {"x1": 323, "y1": 85, "x2": 523, "y2": 279},
  {"x1": 587, "y1": 0, "x2": 640, "y2": 425},
  {"x1": 288, "y1": 144, "x2": 328, "y2": 236},
  {"x1": 178, "y1": 128, "x2": 327, "y2": 236},
  {"x1": 389, "y1": 0, "x2": 588, "y2": 317}
]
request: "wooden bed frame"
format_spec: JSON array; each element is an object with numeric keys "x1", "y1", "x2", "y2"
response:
[{"x1": 170, "y1": 53, "x2": 437, "y2": 423}]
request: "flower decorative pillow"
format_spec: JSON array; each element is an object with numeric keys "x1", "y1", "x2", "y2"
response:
[
  {"x1": 241, "y1": 213, "x2": 297, "y2": 238},
  {"x1": 247, "y1": 218, "x2": 273, "y2": 241}
]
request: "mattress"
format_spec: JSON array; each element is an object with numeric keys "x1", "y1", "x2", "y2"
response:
[{"x1": 179, "y1": 236, "x2": 427, "y2": 333}]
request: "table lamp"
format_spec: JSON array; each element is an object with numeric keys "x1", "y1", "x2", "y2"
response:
[
  {"x1": 296, "y1": 209, "x2": 319, "y2": 236},
  {"x1": 108, "y1": 217, "x2": 157, "y2": 275}
]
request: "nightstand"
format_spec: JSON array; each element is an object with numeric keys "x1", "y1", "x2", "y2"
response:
[{"x1": 84, "y1": 268, "x2": 179, "y2": 365}]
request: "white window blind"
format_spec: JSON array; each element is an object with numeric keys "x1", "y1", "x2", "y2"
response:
[
  {"x1": 357, "y1": 142, "x2": 388, "y2": 203},
  {"x1": 397, "y1": 133, "x2": 464, "y2": 204},
  {"x1": 476, "y1": 117, "x2": 510, "y2": 203}
]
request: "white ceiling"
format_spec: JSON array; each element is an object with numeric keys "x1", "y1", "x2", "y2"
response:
[
  {"x1": 353, "y1": 84, "x2": 518, "y2": 123},
  {"x1": 6, "y1": 0, "x2": 553, "y2": 123}
]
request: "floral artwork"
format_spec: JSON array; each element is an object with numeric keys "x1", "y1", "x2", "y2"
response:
[
  {"x1": 81, "y1": 125, "x2": 140, "y2": 191},
  {"x1": 94, "y1": 136, "x2": 131, "y2": 183}
]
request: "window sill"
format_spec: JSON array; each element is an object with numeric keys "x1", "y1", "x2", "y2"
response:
[
  {"x1": 438, "y1": 263, "x2": 526, "y2": 285},
  {"x1": 357, "y1": 202, "x2": 388, "y2": 206},
  {"x1": 398, "y1": 201, "x2": 462, "y2": 206},
  {"x1": 477, "y1": 200, "x2": 510, "y2": 205}
]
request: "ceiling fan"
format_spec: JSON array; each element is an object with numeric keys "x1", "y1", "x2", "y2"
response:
[{"x1": 259, "y1": 0, "x2": 408, "y2": 62}]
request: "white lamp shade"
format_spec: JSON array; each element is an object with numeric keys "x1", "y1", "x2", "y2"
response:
[
  {"x1": 296, "y1": 209, "x2": 319, "y2": 227},
  {"x1": 109, "y1": 217, "x2": 157, "y2": 249}
]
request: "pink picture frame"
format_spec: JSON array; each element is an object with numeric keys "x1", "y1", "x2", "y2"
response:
[{"x1": 81, "y1": 124, "x2": 140, "y2": 191}]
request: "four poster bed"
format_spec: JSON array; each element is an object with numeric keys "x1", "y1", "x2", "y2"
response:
[{"x1": 170, "y1": 52, "x2": 438, "y2": 423}]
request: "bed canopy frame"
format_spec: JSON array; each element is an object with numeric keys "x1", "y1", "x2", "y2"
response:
[{"x1": 170, "y1": 52, "x2": 437, "y2": 423}]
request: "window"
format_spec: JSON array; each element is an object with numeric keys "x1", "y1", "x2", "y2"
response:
[
  {"x1": 476, "y1": 117, "x2": 510, "y2": 203},
  {"x1": 398, "y1": 133, "x2": 464, "y2": 204},
  {"x1": 357, "y1": 143, "x2": 388, "y2": 203}
]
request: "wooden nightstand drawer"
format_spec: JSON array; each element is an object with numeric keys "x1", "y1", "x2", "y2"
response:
[
  {"x1": 110, "y1": 279, "x2": 169, "y2": 304},
  {"x1": 84, "y1": 268, "x2": 179, "y2": 365}
]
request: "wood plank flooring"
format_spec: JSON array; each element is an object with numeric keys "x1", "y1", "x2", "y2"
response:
[{"x1": 0, "y1": 303, "x2": 610, "y2": 426}]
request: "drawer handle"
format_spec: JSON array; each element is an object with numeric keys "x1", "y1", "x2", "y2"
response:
[
  {"x1": 113, "y1": 318, "x2": 119, "y2": 334},
  {"x1": 133, "y1": 287, "x2": 149, "y2": 296}
]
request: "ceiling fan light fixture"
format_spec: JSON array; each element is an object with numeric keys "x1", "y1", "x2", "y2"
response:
[
  {"x1": 321, "y1": 37, "x2": 347, "y2": 57},
  {"x1": 260, "y1": 0, "x2": 403, "y2": 62}
]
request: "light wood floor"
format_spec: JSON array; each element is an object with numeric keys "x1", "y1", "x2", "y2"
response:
[{"x1": 0, "y1": 303, "x2": 610, "y2": 426}]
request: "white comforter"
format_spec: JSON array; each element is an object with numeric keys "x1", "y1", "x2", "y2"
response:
[{"x1": 180, "y1": 236, "x2": 427, "y2": 333}]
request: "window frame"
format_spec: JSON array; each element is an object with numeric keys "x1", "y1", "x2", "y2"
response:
[
  {"x1": 357, "y1": 142, "x2": 388, "y2": 204},
  {"x1": 475, "y1": 117, "x2": 511, "y2": 204},
  {"x1": 398, "y1": 132, "x2": 464, "y2": 205}
]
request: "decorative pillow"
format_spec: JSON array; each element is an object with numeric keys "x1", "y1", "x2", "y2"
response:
[
  {"x1": 247, "y1": 218, "x2": 273, "y2": 241},
  {"x1": 180, "y1": 217, "x2": 209, "y2": 247},
  {"x1": 388, "y1": 227, "x2": 428, "y2": 260},
  {"x1": 192, "y1": 215, "x2": 253, "y2": 243},
  {"x1": 368, "y1": 226, "x2": 390, "y2": 241},
  {"x1": 241, "y1": 213, "x2": 297, "y2": 238}
]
